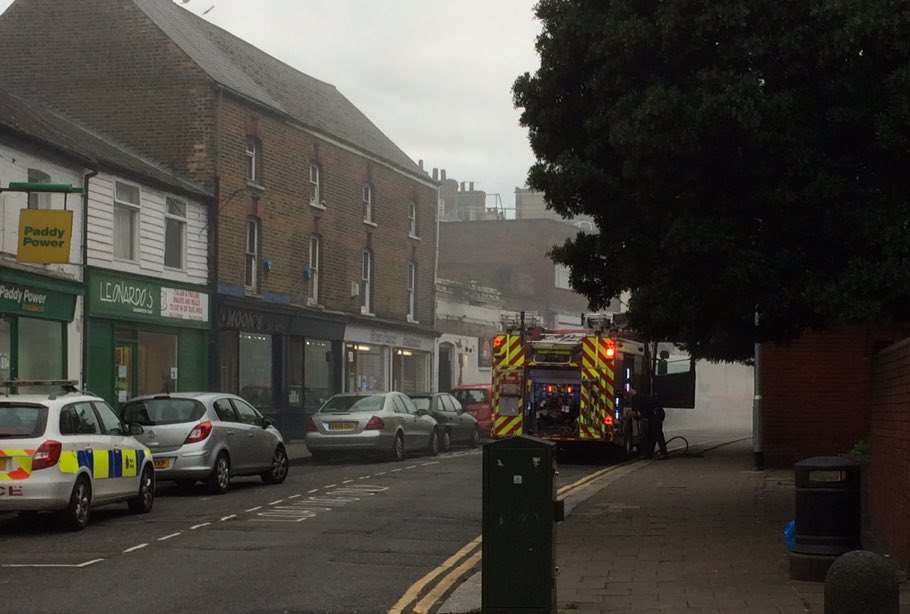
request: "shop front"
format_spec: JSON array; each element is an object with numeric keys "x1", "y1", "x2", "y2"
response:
[
  {"x1": 85, "y1": 269, "x2": 209, "y2": 407},
  {"x1": 215, "y1": 296, "x2": 345, "y2": 439},
  {"x1": 0, "y1": 267, "x2": 82, "y2": 384},
  {"x1": 344, "y1": 322, "x2": 436, "y2": 394}
]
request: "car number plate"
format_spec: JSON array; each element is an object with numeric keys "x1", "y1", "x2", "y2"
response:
[
  {"x1": 327, "y1": 422, "x2": 356, "y2": 431},
  {"x1": 153, "y1": 458, "x2": 172, "y2": 470}
]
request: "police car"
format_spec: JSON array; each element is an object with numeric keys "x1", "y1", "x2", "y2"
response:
[{"x1": 0, "y1": 381, "x2": 155, "y2": 530}]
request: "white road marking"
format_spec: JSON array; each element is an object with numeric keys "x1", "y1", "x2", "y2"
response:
[
  {"x1": 245, "y1": 506, "x2": 263, "y2": 512},
  {"x1": 221, "y1": 514, "x2": 237, "y2": 521},
  {"x1": 421, "y1": 461, "x2": 440, "y2": 466},
  {"x1": 288, "y1": 494, "x2": 301, "y2": 499},
  {"x1": 358, "y1": 475, "x2": 372, "y2": 480},
  {"x1": 190, "y1": 522, "x2": 211, "y2": 530},
  {"x1": 391, "y1": 468, "x2": 402, "y2": 472},
  {"x1": 252, "y1": 516, "x2": 310, "y2": 523},
  {"x1": 376, "y1": 471, "x2": 387, "y2": 476},
  {"x1": 157, "y1": 532, "x2": 182, "y2": 542},
  {"x1": 324, "y1": 483, "x2": 337, "y2": 488},
  {"x1": 268, "y1": 499, "x2": 284, "y2": 505},
  {"x1": 2, "y1": 558, "x2": 105, "y2": 569},
  {"x1": 307, "y1": 488, "x2": 320, "y2": 494},
  {"x1": 123, "y1": 543, "x2": 148, "y2": 554},
  {"x1": 406, "y1": 465, "x2": 417, "y2": 470},
  {"x1": 342, "y1": 479, "x2": 354, "y2": 484}
]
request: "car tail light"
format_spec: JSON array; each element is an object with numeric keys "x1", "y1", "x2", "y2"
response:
[
  {"x1": 603, "y1": 414, "x2": 615, "y2": 427},
  {"x1": 32, "y1": 440, "x2": 62, "y2": 470},
  {"x1": 364, "y1": 416, "x2": 385, "y2": 430},
  {"x1": 184, "y1": 420, "x2": 213, "y2": 444},
  {"x1": 304, "y1": 416, "x2": 318, "y2": 433}
]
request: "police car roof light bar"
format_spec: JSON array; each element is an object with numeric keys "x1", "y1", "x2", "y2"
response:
[{"x1": 0, "y1": 379, "x2": 82, "y2": 397}]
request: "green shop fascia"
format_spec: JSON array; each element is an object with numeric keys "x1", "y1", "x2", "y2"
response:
[
  {"x1": 0, "y1": 267, "x2": 82, "y2": 383},
  {"x1": 85, "y1": 269, "x2": 210, "y2": 407}
]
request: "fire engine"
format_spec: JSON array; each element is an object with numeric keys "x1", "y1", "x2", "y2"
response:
[{"x1": 490, "y1": 314, "x2": 647, "y2": 455}]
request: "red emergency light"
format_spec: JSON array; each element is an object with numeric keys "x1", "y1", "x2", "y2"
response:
[
  {"x1": 603, "y1": 414, "x2": 614, "y2": 426},
  {"x1": 606, "y1": 347, "x2": 615, "y2": 358},
  {"x1": 493, "y1": 336, "x2": 505, "y2": 349}
]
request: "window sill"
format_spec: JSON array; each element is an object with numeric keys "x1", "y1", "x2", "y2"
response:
[
  {"x1": 247, "y1": 181, "x2": 266, "y2": 192},
  {"x1": 309, "y1": 201, "x2": 326, "y2": 211},
  {"x1": 408, "y1": 234, "x2": 421, "y2": 241},
  {"x1": 112, "y1": 256, "x2": 139, "y2": 265},
  {"x1": 363, "y1": 220, "x2": 378, "y2": 228},
  {"x1": 360, "y1": 309, "x2": 376, "y2": 317},
  {"x1": 164, "y1": 265, "x2": 186, "y2": 273}
]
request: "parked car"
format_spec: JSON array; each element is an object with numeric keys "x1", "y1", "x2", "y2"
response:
[
  {"x1": 451, "y1": 385, "x2": 493, "y2": 436},
  {"x1": 0, "y1": 389, "x2": 155, "y2": 530},
  {"x1": 305, "y1": 392, "x2": 439, "y2": 461},
  {"x1": 120, "y1": 393, "x2": 288, "y2": 495},
  {"x1": 409, "y1": 393, "x2": 481, "y2": 451}
]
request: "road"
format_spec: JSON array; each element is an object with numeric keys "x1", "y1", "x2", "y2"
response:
[{"x1": 0, "y1": 444, "x2": 610, "y2": 614}]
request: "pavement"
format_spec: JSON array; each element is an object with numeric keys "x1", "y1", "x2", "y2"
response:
[{"x1": 439, "y1": 432, "x2": 910, "y2": 614}]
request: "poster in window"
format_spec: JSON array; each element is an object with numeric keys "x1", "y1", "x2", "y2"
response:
[{"x1": 478, "y1": 337, "x2": 492, "y2": 369}]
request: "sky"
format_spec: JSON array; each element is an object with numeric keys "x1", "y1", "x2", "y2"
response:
[{"x1": 0, "y1": 0, "x2": 543, "y2": 212}]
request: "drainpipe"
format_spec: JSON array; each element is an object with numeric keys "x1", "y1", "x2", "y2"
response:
[
  {"x1": 209, "y1": 85, "x2": 224, "y2": 391},
  {"x1": 80, "y1": 165, "x2": 98, "y2": 390},
  {"x1": 753, "y1": 308, "x2": 764, "y2": 470}
]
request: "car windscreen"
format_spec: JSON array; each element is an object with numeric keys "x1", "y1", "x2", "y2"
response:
[
  {"x1": 411, "y1": 397, "x2": 431, "y2": 411},
  {"x1": 319, "y1": 395, "x2": 385, "y2": 414},
  {"x1": 121, "y1": 399, "x2": 206, "y2": 426},
  {"x1": 453, "y1": 389, "x2": 488, "y2": 405},
  {"x1": 0, "y1": 404, "x2": 48, "y2": 439}
]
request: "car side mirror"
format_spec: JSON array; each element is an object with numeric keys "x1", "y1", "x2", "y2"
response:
[
  {"x1": 261, "y1": 418, "x2": 272, "y2": 429},
  {"x1": 415, "y1": 409, "x2": 428, "y2": 417},
  {"x1": 128, "y1": 423, "x2": 144, "y2": 436}
]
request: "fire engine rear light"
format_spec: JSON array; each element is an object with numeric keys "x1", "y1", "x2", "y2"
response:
[
  {"x1": 304, "y1": 417, "x2": 318, "y2": 433},
  {"x1": 493, "y1": 336, "x2": 505, "y2": 348},
  {"x1": 184, "y1": 420, "x2": 213, "y2": 444},
  {"x1": 603, "y1": 414, "x2": 614, "y2": 427},
  {"x1": 32, "y1": 440, "x2": 62, "y2": 470},
  {"x1": 364, "y1": 416, "x2": 385, "y2": 431},
  {"x1": 606, "y1": 348, "x2": 615, "y2": 358}
]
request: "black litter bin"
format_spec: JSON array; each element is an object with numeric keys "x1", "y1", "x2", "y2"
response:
[{"x1": 794, "y1": 456, "x2": 861, "y2": 556}]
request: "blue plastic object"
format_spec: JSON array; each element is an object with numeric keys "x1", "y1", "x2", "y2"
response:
[{"x1": 784, "y1": 520, "x2": 796, "y2": 552}]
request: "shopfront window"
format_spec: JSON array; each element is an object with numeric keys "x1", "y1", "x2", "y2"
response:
[
  {"x1": 239, "y1": 333, "x2": 273, "y2": 410},
  {"x1": 138, "y1": 332, "x2": 177, "y2": 396},
  {"x1": 0, "y1": 318, "x2": 10, "y2": 382},
  {"x1": 346, "y1": 343, "x2": 386, "y2": 393},
  {"x1": 392, "y1": 349, "x2": 430, "y2": 394},
  {"x1": 18, "y1": 317, "x2": 64, "y2": 380},
  {"x1": 305, "y1": 339, "x2": 335, "y2": 412}
]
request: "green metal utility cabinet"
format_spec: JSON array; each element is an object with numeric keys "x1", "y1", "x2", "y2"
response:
[{"x1": 482, "y1": 435, "x2": 558, "y2": 614}]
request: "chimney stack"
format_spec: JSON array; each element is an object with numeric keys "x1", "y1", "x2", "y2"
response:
[
  {"x1": 441, "y1": 169, "x2": 447, "y2": 182},
  {"x1": 460, "y1": 182, "x2": 466, "y2": 192},
  {"x1": 432, "y1": 168, "x2": 439, "y2": 181},
  {"x1": 469, "y1": 181, "x2": 475, "y2": 191},
  {"x1": 418, "y1": 159, "x2": 424, "y2": 171}
]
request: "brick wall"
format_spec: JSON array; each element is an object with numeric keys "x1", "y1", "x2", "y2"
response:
[
  {"x1": 217, "y1": 95, "x2": 437, "y2": 323},
  {"x1": 438, "y1": 219, "x2": 589, "y2": 324},
  {"x1": 0, "y1": 0, "x2": 217, "y2": 189},
  {"x1": 760, "y1": 328, "x2": 878, "y2": 468},
  {"x1": 869, "y1": 338, "x2": 910, "y2": 568}
]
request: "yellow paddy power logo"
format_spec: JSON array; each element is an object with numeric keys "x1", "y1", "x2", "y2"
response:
[{"x1": 17, "y1": 209, "x2": 73, "y2": 264}]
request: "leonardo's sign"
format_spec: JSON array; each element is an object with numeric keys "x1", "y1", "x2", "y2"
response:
[{"x1": 88, "y1": 271, "x2": 208, "y2": 328}]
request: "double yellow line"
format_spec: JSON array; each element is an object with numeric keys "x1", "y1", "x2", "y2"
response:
[{"x1": 388, "y1": 462, "x2": 629, "y2": 614}]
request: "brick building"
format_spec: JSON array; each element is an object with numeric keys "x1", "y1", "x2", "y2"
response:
[
  {"x1": 438, "y1": 219, "x2": 617, "y2": 329},
  {"x1": 0, "y1": 0, "x2": 438, "y2": 436}
]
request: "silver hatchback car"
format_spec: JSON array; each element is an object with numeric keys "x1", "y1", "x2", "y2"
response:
[
  {"x1": 120, "y1": 393, "x2": 288, "y2": 494},
  {"x1": 305, "y1": 392, "x2": 440, "y2": 461}
]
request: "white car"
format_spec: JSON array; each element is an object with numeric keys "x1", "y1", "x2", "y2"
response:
[{"x1": 0, "y1": 387, "x2": 155, "y2": 530}]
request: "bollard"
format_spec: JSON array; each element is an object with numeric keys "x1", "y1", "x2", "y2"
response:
[{"x1": 824, "y1": 550, "x2": 899, "y2": 614}]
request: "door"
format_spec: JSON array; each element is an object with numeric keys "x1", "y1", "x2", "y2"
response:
[
  {"x1": 59, "y1": 402, "x2": 111, "y2": 499},
  {"x1": 438, "y1": 344, "x2": 453, "y2": 393},
  {"x1": 213, "y1": 397, "x2": 249, "y2": 471},
  {"x1": 92, "y1": 400, "x2": 139, "y2": 499},
  {"x1": 114, "y1": 341, "x2": 138, "y2": 408},
  {"x1": 401, "y1": 394, "x2": 433, "y2": 449},
  {"x1": 447, "y1": 395, "x2": 474, "y2": 442},
  {"x1": 231, "y1": 398, "x2": 273, "y2": 472}
]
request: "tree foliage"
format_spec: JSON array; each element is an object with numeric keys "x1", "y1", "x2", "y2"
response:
[{"x1": 514, "y1": 0, "x2": 910, "y2": 361}]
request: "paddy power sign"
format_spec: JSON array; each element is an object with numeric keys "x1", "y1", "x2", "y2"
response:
[{"x1": 17, "y1": 209, "x2": 73, "y2": 264}]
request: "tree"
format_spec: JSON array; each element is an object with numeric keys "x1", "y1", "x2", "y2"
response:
[{"x1": 514, "y1": 0, "x2": 910, "y2": 361}]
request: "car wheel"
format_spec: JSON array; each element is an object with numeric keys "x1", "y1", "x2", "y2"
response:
[
  {"x1": 261, "y1": 445, "x2": 289, "y2": 484},
  {"x1": 428, "y1": 429, "x2": 440, "y2": 457},
  {"x1": 391, "y1": 432, "x2": 405, "y2": 461},
  {"x1": 470, "y1": 427, "x2": 481, "y2": 448},
  {"x1": 207, "y1": 453, "x2": 231, "y2": 495},
  {"x1": 63, "y1": 476, "x2": 91, "y2": 531},
  {"x1": 128, "y1": 465, "x2": 155, "y2": 514},
  {"x1": 440, "y1": 429, "x2": 452, "y2": 453}
]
